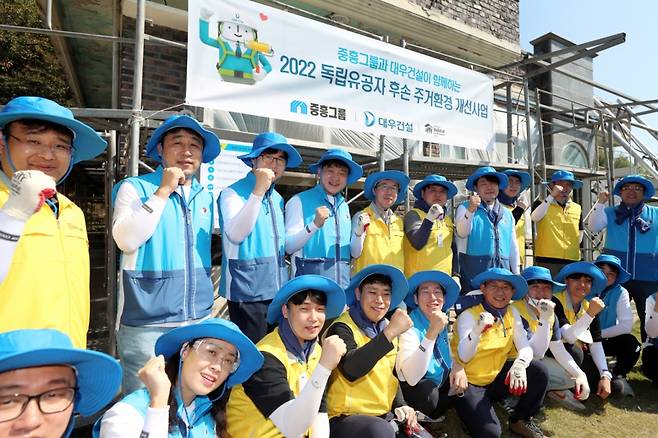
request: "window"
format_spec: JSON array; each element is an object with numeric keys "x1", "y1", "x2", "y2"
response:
[{"x1": 561, "y1": 142, "x2": 588, "y2": 168}]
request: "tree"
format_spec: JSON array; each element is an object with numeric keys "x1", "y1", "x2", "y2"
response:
[{"x1": 0, "y1": 1, "x2": 73, "y2": 105}]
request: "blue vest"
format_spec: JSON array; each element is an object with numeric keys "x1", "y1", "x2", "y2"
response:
[
  {"x1": 603, "y1": 205, "x2": 658, "y2": 281},
  {"x1": 408, "y1": 308, "x2": 452, "y2": 386},
  {"x1": 92, "y1": 388, "x2": 215, "y2": 437},
  {"x1": 219, "y1": 172, "x2": 288, "y2": 302},
  {"x1": 598, "y1": 284, "x2": 624, "y2": 331},
  {"x1": 113, "y1": 167, "x2": 214, "y2": 326},
  {"x1": 459, "y1": 201, "x2": 514, "y2": 285},
  {"x1": 294, "y1": 185, "x2": 351, "y2": 288},
  {"x1": 650, "y1": 293, "x2": 658, "y2": 348}
]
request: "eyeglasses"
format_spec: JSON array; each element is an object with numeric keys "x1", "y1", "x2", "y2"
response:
[
  {"x1": 193, "y1": 340, "x2": 239, "y2": 372},
  {"x1": 7, "y1": 134, "x2": 74, "y2": 157},
  {"x1": 259, "y1": 154, "x2": 287, "y2": 166},
  {"x1": 375, "y1": 184, "x2": 399, "y2": 193},
  {"x1": 620, "y1": 185, "x2": 644, "y2": 193},
  {"x1": 0, "y1": 387, "x2": 76, "y2": 423}
]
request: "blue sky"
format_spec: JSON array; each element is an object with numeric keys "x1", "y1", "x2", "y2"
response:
[{"x1": 520, "y1": 0, "x2": 658, "y2": 153}]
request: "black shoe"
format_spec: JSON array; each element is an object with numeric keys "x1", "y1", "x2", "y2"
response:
[{"x1": 509, "y1": 418, "x2": 547, "y2": 438}]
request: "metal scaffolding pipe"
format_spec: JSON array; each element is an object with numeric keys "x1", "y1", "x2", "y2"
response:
[
  {"x1": 128, "y1": 0, "x2": 146, "y2": 177},
  {"x1": 523, "y1": 78, "x2": 535, "y2": 264},
  {"x1": 104, "y1": 130, "x2": 117, "y2": 356},
  {"x1": 379, "y1": 135, "x2": 385, "y2": 171},
  {"x1": 403, "y1": 138, "x2": 410, "y2": 211}
]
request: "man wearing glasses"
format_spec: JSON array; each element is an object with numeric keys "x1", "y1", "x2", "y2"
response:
[
  {"x1": 219, "y1": 132, "x2": 302, "y2": 343},
  {"x1": 0, "y1": 96, "x2": 107, "y2": 349}
]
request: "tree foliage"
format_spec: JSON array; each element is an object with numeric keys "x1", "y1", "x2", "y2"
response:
[{"x1": 0, "y1": 1, "x2": 73, "y2": 105}]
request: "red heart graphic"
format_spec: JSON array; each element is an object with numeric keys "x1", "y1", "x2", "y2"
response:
[{"x1": 259, "y1": 12, "x2": 268, "y2": 21}]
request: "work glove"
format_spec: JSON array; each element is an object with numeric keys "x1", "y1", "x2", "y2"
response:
[
  {"x1": 505, "y1": 358, "x2": 528, "y2": 396},
  {"x1": 355, "y1": 212, "x2": 371, "y2": 236},
  {"x1": 472, "y1": 312, "x2": 495, "y2": 336},
  {"x1": 426, "y1": 204, "x2": 444, "y2": 222},
  {"x1": 574, "y1": 371, "x2": 591, "y2": 401},
  {"x1": 537, "y1": 299, "x2": 555, "y2": 322},
  {"x1": 1, "y1": 170, "x2": 56, "y2": 221}
]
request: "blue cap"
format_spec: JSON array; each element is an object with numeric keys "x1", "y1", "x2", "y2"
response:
[
  {"x1": 0, "y1": 96, "x2": 107, "y2": 165},
  {"x1": 594, "y1": 254, "x2": 632, "y2": 285},
  {"x1": 412, "y1": 174, "x2": 458, "y2": 200},
  {"x1": 521, "y1": 266, "x2": 565, "y2": 291},
  {"x1": 145, "y1": 115, "x2": 220, "y2": 164},
  {"x1": 465, "y1": 166, "x2": 508, "y2": 191},
  {"x1": 155, "y1": 318, "x2": 263, "y2": 389},
  {"x1": 346, "y1": 264, "x2": 408, "y2": 309},
  {"x1": 309, "y1": 148, "x2": 363, "y2": 185},
  {"x1": 267, "y1": 275, "x2": 346, "y2": 324},
  {"x1": 471, "y1": 268, "x2": 528, "y2": 301},
  {"x1": 237, "y1": 131, "x2": 302, "y2": 169},
  {"x1": 364, "y1": 170, "x2": 410, "y2": 205},
  {"x1": 404, "y1": 270, "x2": 460, "y2": 312},
  {"x1": 0, "y1": 329, "x2": 121, "y2": 417},
  {"x1": 502, "y1": 170, "x2": 531, "y2": 191},
  {"x1": 545, "y1": 170, "x2": 582, "y2": 190},
  {"x1": 555, "y1": 261, "x2": 607, "y2": 296},
  {"x1": 613, "y1": 175, "x2": 655, "y2": 200}
]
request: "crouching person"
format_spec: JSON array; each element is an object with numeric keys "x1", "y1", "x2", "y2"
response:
[
  {"x1": 643, "y1": 292, "x2": 658, "y2": 386},
  {"x1": 226, "y1": 275, "x2": 347, "y2": 437},
  {"x1": 452, "y1": 268, "x2": 549, "y2": 438},
  {"x1": 396, "y1": 270, "x2": 468, "y2": 420}
]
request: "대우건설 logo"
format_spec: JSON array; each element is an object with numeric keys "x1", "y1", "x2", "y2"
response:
[{"x1": 363, "y1": 111, "x2": 413, "y2": 133}]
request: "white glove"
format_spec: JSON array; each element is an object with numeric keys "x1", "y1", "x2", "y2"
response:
[
  {"x1": 574, "y1": 371, "x2": 590, "y2": 401},
  {"x1": 426, "y1": 204, "x2": 444, "y2": 222},
  {"x1": 355, "y1": 212, "x2": 371, "y2": 236},
  {"x1": 505, "y1": 358, "x2": 528, "y2": 396},
  {"x1": 1, "y1": 170, "x2": 56, "y2": 221},
  {"x1": 537, "y1": 299, "x2": 555, "y2": 322},
  {"x1": 472, "y1": 312, "x2": 495, "y2": 336},
  {"x1": 200, "y1": 7, "x2": 214, "y2": 20}
]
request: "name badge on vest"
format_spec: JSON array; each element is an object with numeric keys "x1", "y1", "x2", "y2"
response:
[{"x1": 437, "y1": 230, "x2": 443, "y2": 248}]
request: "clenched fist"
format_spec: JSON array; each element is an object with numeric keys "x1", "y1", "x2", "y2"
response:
[
  {"x1": 355, "y1": 212, "x2": 370, "y2": 236},
  {"x1": 313, "y1": 206, "x2": 330, "y2": 228},
  {"x1": 550, "y1": 184, "x2": 565, "y2": 198},
  {"x1": 597, "y1": 190, "x2": 610, "y2": 204},
  {"x1": 586, "y1": 297, "x2": 605, "y2": 317},
  {"x1": 319, "y1": 335, "x2": 347, "y2": 370},
  {"x1": 138, "y1": 355, "x2": 171, "y2": 408},
  {"x1": 384, "y1": 308, "x2": 413, "y2": 341},
  {"x1": 426, "y1": 309, "x2": 449, "y2": 340},
  {"x1": 1, "y1": 170, "x2": 56, "y2": 221},
  {"x1": 155, "y1": 167, "x2": 185, "y2": 199},
  {"x1": 426, "y1": 204, "x2": 444, "y2": 222},
  {"x1": 473, "y1": 312, "x2": 495, "y2": 336},
  {"x1": 252, "y1": 167, "x2": 275, "y2": 196},
  {"x1": 537, "y1": 299, "x2": 555, "y2": 322},
  {"x1": 467, "y1": 194, "x2": 481, "y2": 213}
]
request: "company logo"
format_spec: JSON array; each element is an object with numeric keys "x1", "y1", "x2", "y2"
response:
[
  {"x1": 364, "y1": 111, "x2": 376, "y2": 127},
  {"x1": 290, "y1": 100, "x2": 308, "y2": 115},
  {"x1": 363, "y1": 111, "x2": 413, "y2": 134},
  {"x1": 424, "y1": 123, "x2": 446, "y2": 137}
]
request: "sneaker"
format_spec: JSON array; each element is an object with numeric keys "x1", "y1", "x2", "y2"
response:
[
  {"x1": 611, "y1": 376, "x2": 635, "y2": 397},
  {"x1": 509, "y1": 418, "x2": 547, "y2": 438},
  {"x1": 499, "y1": 395, "x2": 519, "y2": 415},
  {"x1": 546, "y1": 389, "x2": 586, "y2": 411}
]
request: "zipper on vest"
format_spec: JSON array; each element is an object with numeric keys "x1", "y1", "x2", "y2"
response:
[
  {"x1": 333, "y1": 203, "x2": 341, "y2": 284},
  {"x1": 178, "y1": 192, "x2": 194, "y2": 321},
  {"x1": 267, "y1": 194, "x2": 282, "y2": 289}
]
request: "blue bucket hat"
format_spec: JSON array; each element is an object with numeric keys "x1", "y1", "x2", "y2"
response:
[
  {"x1": 0, "y1": 329, "x2": 121, "y2": 417},
  {"x1": 555, "y1": 261, "x2": 607, "y2": 296},
  {"x1": 237, "y1": 131, "x2": 302, "y2": 169},
  {"x1": 465, "y1": 166, "x2": 508, "y2": 191},
  {"x1": 155, "y1": 318, "x2": 263, "y2": 389},
  {"x1": 404, "y1": 270, "x2": 460, "y2": 312},
  {"x1": 412, "y1": 174, "x2": 458, "y2": 200},
  {"x1": 521, "y1": 266, "x2": 565, "y2": 292},
  {"x1": 145, "y1": 114, "x2": 220, "y2": 164},
  {"x1": 502, "y1": 170, "x2": 531, "y2": 191},
  {"x1": 346, "y1": 264, "x2": 408, "y2": 309},
  {"x1": 364, "y1": 170, "x2": 410, "y2": 205},
  {"x1": 544, "y1": 170, "x2": 582, "y2": 190},
  {"x1": 267, "y1": 275, "x2": 346, "y2": 324},
  {"x1": 471, "y1": 268, "x2": 528, "y2": 301},
  {"x1": 613, "y1": 174, "x2": 655, "y2": 200},
  {"x1": 309, "y1": 148, "x2": 363, "y2": 185},
  {"x1": 594, "y1": 254, "x2": 632, "y2": 285},
  {"x1": 0, "y1": 96, "x2": 107, "y2": 165}
]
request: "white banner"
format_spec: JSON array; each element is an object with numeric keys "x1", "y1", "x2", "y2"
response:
[{"x1": 187, "y1": 0, "x2": 494, "y2": 149}]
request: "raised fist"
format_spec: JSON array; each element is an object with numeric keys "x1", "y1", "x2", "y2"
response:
[
  {"x1": 319, "y1": 335, "x2": 347, "y2": 370},
  {"x1": 597, "y1": 190, "x2": 610, "y2": 204},
  {"x1": 468, "y1": 194, "x2": 481, "y2": 213},
  {"x1": 473, "y1": 312, "x2": 495, "y2": 336},
  {"x1": 426, "y1": 204, "x2": 444, "y2": 222},
  {"x1": 537, "y1": 299, "x2": 555, "y2": 322},
  {"x1": 586, "y1": 297, "x2": 605, "y2": 317},
  {"x1": 384, "y1": 308, "x2": 413, "y2": 340},
  {"x1": 138, "y1": 355, "x2": 171, "y2": 408},
  {"x1": 253, "y1": 167, "x2": 275, "y2": 196},
  {"x1": 356, "y1": 212, "x2": 371, "y2": 236},
  {"x1": 156, "y1": 167, "x2": 185, "y2": 199},
  {"x1": 550, "y1": 184, "x2": 565, "y2": 198},
  {"x1": 313, "y1": 206, "x2": 330, "y2": 228},
  {"x1": 1, "y1": 170, "x2": 56, "y2": 221}
]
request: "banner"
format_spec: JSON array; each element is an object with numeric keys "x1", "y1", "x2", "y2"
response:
[
  {"x1": 200, "y1": 142, "x2": 252, "y2": 201},
  {"x1": 187, "y1": 0, "x2": 494, "y2": 149}
]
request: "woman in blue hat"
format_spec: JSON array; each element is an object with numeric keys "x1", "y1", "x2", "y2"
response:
[
  {"x1": 95, "y1": 318, "x2": 263, "y2": 438},
  {"x1": 499, "y1": 170, "x2": 531, "y2": 270},
  {"x1": 531, "y1": 170, "x2": 584, "y2": 277},
  {"x1": 588, "y1": 174, "x2": 658, "y2": 344},
  {"x1": 403, "y1": 174, "x2": 459, "y2": 278},
  {"x1": 552, "y1": 262, "x2": 612, "y2": 401},
  {"x1": 226, "y1": 275, "x2": 346, "y2": 437},
  {"x1": 396, "y1": 271, "x2": 467, "y2": 421},
  {"x1": 285, "y1": 148, "x2": 363, "y2": 289},
  {"x1": 0, "y1": 328, "x2": 121, "y2": 438},
  {"x1": 593, "y1": 254, "x2": 640, "y2": 396},
  {"x1": 351, "y1": 170, "x2": 409, "y2": 274},
  {"x1": 0, "y1": 96, "x2": 107, "y2": 349},
  {"x1": 218, "y1": 131, "x2": 302, "y2": 344},
  {"x1": 643, "y1": 292, "x2": 658, "y2": 386}
]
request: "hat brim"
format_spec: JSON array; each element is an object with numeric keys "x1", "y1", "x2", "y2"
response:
[
  {"x1": 412, "y1": 178, "x2": 458, "y2": 200},
  {"x1": 404, "y1": 271, "x2": 460, "y2": 311},
  {"x1": 155, "y1": 319, "x2": 263, "y2": 388},
  {"x1": 346, "y1": 264, "x2": 408, "y2": 309},
  {"x1": 0, "y1": 348, "x2": 120, "y2": 417},
  {"x1": 466, "y1": 171, "x2": 509, "y2": 191},
  {"x1": 237, "y1": 142, "x2": 303, "y2": 169},
  {"x1": 613, "y1": 176, "x2": 656, "y2": 200},
  {"x1": 594, "y1": 259, "x2": 632, "y2": 285},
  {"x1": 544, "y1": 178, "x2": 583, "y2": 190},
  {"x1": 267, "y1": 275, "x2": 346, "y2": 324},
  {"x1": 364, "y1": 170, "x2": 410, "y2": 205},
  {"x1": 555, "y1": 262, "x2": 608, "y2": 296},
  {"x1": 145, "y1": 117, "x2": 221, "y2": 164},
  {"x1": 503, "y1": 170, "x2": 531, "y2": 191},
  {"x1": 309, "y1": 156, "x2": 363, "y2": 185},
  {"x1": 471, "y1": 271, "x2": 528, "y2": 301},
  {"x1": 0, "y1": 112, "x2": 107, "y2": 164}
]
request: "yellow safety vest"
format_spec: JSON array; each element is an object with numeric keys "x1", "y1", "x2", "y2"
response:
[
  {"x1": 0, "y1": 182, "x2": 89, "y2": 348},
  {"x1": 503, "y1": 204, "x2": 526, "y2": 267},
  {"x1": 352, "y1": 205, "x2": 405, "y2": 274},
  {"x1": 403, "y1": 207, "x2": 453, "y2": 277},
  {"x1": 509, "y1": 300, "x2": 555, "y2": 358},
  {"x1": 554, "y1": 291, "x2": 588, "y2": 325},
  {"x1": 451, "y1": 304, "x2": 516, "y2": 386},
  {"x1": 226, "y1": 328, "x2": 322, "y2": 438},
  {"x1": 535, "y1": 201, "x2": 581, "y2": 261},
  {"x1": 326, "y1": 312, "x2": 398, "y2": 418}
]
